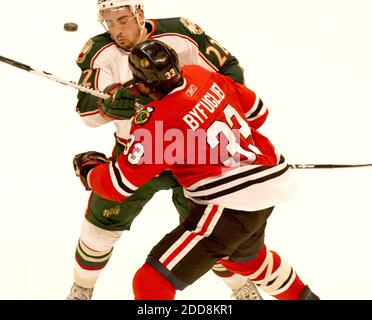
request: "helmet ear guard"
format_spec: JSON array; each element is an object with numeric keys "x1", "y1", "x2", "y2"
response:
[{"x1": 128, "y1": 40, "x2": 183, "y2": 94}]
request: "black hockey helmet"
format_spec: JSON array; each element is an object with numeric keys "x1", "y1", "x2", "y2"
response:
[{"x1": 128, "y1": 39, "x2": 183, "y2": 93}]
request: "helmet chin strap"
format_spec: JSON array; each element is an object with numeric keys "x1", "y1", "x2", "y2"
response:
[
  {"x1": 134, "y1": 13, "x2": 149, "y2": 45},
  {"x1": 135, "y1": 10, "x2": 145, "y2": 30},
  {"x1": 132, "y1": 5, "x2": 147, "y2": 42},
  {"x1": 136, "y1": 26, "x2": 148, "y2": 44}
]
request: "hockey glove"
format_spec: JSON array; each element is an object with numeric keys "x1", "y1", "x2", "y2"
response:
[
  {"x1": 99, "y1": 81, "x2": 138, "y2": 120},
  {"x1": 73, "y1": 151, "x2": 109, "y2": 190}
]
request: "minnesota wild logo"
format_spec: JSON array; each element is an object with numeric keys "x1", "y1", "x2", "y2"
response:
[
  {"x1": 180, "y1": 18, "x2": 204, "y2": 35},
  {"x1": 103, "y1": 206, "x2": 121, "y2": 218},
  {"x1": 77, "y1": 39, "x2": 94, "y2": 64},
  {"x1": 134, "y1": 106, "x2": 154, "y2": 125}
]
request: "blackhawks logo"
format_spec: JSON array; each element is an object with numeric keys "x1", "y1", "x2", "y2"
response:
[{"x1": 134, "y1": 106, "x2": 154, "y2": 125}]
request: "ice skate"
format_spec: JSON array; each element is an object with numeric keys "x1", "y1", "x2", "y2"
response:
[
  {"x1": 66, "y1": 283, "x2": 94, "y2": 300},
  {"x1": 300, "y1": 285, "x2": 320, "y2": 300},
  {"x1": 232, "y1": 279, "x2": 263, "y2": 300}
]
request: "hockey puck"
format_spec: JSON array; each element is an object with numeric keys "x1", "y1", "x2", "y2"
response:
[{"x1": 64, "y1": 22, "x2": 78, "y2": 32}]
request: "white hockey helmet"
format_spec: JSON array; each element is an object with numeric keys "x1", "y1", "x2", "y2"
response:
[
  {"x1": 97, "y1": 0, "x2": 145, "y2": 29},
  {"x1": 97, "y1": 0, "x2": 144, "y2": 12}
]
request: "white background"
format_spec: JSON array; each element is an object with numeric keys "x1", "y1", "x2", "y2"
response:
[{"x1": 0, "y1": 0, "x2": 372, "y2": 299}]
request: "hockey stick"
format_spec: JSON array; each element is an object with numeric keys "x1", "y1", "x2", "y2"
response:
[
  {"x1": 0, "y1": 54, "x2": 110, "y2": 99},
  {"x1": 290, "y1": 163, "x2": 372, "y2": 169},
  {"x1": 1, "y1": 55, "x2": 371, "y2": 172}
]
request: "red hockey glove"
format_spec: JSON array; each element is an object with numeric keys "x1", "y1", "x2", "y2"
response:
[{"x1": 73, "y1": 151, "x2": 109, "y2": 190}]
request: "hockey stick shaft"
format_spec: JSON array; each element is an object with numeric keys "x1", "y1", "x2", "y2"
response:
[
  {"x1": 1, "y1": 55, "x2": 371, "y2": 170},
  {"x1": 290, "y1": 163, "x2": 372, "y2": 169},
  {"x1": 0, "y1": 55, "x2": 110, "y2": 99}
]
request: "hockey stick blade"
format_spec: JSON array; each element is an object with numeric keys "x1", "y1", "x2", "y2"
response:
[
  {"x1": 290, "y1": 163, "x2": 372, "y2": 169},
  {"x1": 0, "y1": 54, "x2": 110, "y2": 99}
]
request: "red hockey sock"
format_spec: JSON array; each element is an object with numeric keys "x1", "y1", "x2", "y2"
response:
[
  {"x1": 220, "y1": 245, "x2": 269, "y2": 276},
  {"x1": 220, "y1": 246, "x2": 305, "y2": 300},
  {"x1": 273, "y1": 273, "x2": 304, "y2": 300},
  {"x1": 132, "y1": 263, "x2": 176, "y2": 300}
]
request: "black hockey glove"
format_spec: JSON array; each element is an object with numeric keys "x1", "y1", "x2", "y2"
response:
[
  {"x1": 99, "y1": 81, "x2": 138, "y2": 119},
  {"x1": 73, "y1": 151, "x2": 109, "y2": 190}
]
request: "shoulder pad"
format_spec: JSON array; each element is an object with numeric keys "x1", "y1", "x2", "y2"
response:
[
  {"x1": 76, "y1": 32, "x2": 114, "y2": 70},
  {"x1": 149, "y1": 17, "x2": 204, "y2": 37},
  {"x1": 179, "y1": 17, "x2": 205, "y2": 35}
]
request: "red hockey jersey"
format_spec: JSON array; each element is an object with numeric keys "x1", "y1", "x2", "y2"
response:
[{"x1": 89, "y1": 65, "x2": 294, "y2": 211}]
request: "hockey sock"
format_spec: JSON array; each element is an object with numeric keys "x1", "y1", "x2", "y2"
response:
[
  {"x1": 212, "y1": 262, "x2": 248, "y2": 290},
  {"x1": 73, "y1": 220, "x2": 122, "y2": 288},
  {"x1": 74, "y1": 238, "x2": 113, "y2": 288},
  {"x1": 133, "y1": 263, "x2": 176, "y2": 300},
  {"x1": 220, "y1": 246, "x2": 305, "y2": 300}
]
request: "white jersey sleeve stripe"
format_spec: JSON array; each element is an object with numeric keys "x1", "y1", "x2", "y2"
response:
[
  {"x1": 245, "y1": 95, "x2": 260, "y2": 118},
  {"x1": 108, "y1": 162, "x2": 135, "y2": 197},
  {"x1": 248, "y1": 104, "x2": 268, "y2": 122},
  {"x1": 114, "y1": 161, "x2": 138, "y2": 191}
]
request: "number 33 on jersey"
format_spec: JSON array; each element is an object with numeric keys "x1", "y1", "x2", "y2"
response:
[{"x1": 89, "y1": 65, "x2": 294, "y2": 211}]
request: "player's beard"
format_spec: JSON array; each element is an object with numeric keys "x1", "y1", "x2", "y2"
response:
[
  {"x1": 114, "y1": 27, "x2": 145, "y2": 52},
  {"x1": 115, "y1": 37, "x2": 136, "y2": 51}
]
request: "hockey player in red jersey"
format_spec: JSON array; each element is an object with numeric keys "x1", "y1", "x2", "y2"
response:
[
  {"x1": 73, "y1": 40, "x2": 319, "y2": 300},
  {"x1": 69, "y1": 0, "x2": 259, "y2": 300}
]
